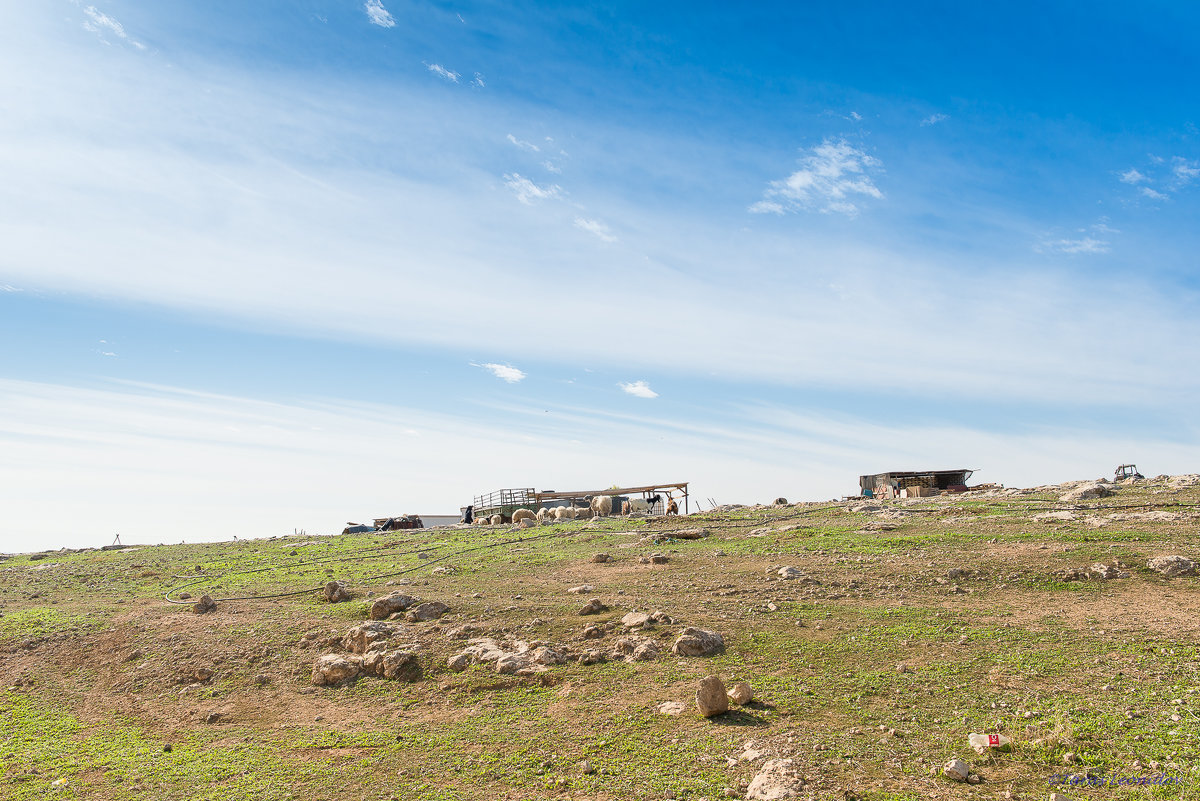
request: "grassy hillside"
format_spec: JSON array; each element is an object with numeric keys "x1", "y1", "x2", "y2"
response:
[{"x1": 2, "y1": 476, "x2": 1198, "y2": 800}]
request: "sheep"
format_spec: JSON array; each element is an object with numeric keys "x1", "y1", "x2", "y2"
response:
[
  {"x1": 626, "y1": 498, "x2": 650, "y2": 514},
  {"x1": 574, "y1": 506, "x2": 593, "y2": 520},
  {"x1": 536, "y1": 507, "x2": 552, "y2": 523},
  {"x1": 511, "y1": 509, "x2": 536, "y2": 525},
  {"x1": 554, "y1": 505, "x2": 577, "y2": 521},
  {"x1": 489, "y1": 514, "x2": 503, "y2": 525},
  {"x1": 666, "y1": 498, "x2": 679, "y2": 515},
  {"x1": 590, "y1": 495, "x2": 613, "y2": 517}
]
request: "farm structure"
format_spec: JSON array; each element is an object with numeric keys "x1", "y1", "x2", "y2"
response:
[
  {"x1": 471, "y1": 482, "x2": 689, "y2": 522},
  {"x1": 859, "y1": 469, "x2": 974, "y2": 499}
]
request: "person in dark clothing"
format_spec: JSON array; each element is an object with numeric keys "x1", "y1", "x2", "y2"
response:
[{"x1": 462, "y1": 505, "x2": 474, "y2": 524}]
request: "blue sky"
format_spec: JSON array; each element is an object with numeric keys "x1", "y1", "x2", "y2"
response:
[{"x1": 2, "y1": 1, "x2": 1198, "y2": 550}]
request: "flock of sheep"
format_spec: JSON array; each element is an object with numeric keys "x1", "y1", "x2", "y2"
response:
[
  {"x1": 474, "y1": 495, "x2": 616, "y2": 526},
  {"x1": 473, "y1": 493, "x2": 681, "y2": 526}
]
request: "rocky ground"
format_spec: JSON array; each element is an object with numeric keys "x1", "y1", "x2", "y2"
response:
[{"x1": 2, "y1": 474, "x2": 1199, "y2": 800}]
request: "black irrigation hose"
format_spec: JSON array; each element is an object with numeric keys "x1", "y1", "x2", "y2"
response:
[{"x1": 162, "y1": 530, "x2": 568, "y2": 605}]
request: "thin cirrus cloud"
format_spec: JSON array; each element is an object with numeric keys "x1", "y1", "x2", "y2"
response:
[
  {"x1": 1118, "y1": 157, "x2": 1198, "y2": 201},
  {"x1": 425, "y1": 63, "x2": 460, "y2": 82},
  {"x1": 503, "y1": 173, "x2": 561, "y2": 204},
  {"x1": 1036, "y1": 237, "x2": 1110, "y2": 255},
  {"x1": 363, "y1": 0, "x2": 396, "y2": 28},
  {"x1": 82, "y1": 5, "x2": 146, "y2": 50},
  {"x1": 475, "y1": 362, "x2": 526, "y2": 383},
  {"x1": 619, "y1": 380, "x2": 658, "y2": 399},
  {"x1": 574, "y1": 217, "x2": 616, "y2": 242},
  {"x1": 507, "y1": 134, "x2": 540, "y2": 152},
  {"x1": 749, "y1": 138, "x2": 883, "y2": 217},
  {"x1": 920, "y1": 113, "x2": 949, "y2": 126}
]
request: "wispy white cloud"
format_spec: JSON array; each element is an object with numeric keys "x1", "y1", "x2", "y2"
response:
[
  {"x1": 506, "y1": 134, "x2": 540, "y2": 152},
  {"x1": 1171, "y1": 157, "x2": 1199, "y2": 185},
  {"x1": 503, "y1": 173, "x2": 561, "y2": 204},
  {"x1": 1036, "y1": 237, "x2": 1110, "y2": 255},
  {"x1": 849, "y1": 111, "x2": 862, "y2": 121},
  {"x1": 1119, "y1": 168, "x2": 1147, "y2": 184},
  {"x1": 475, "y1": 362, "x2": 526, "y2": 383},
  {"x1": 1140, "y1": 186, "x2": 1168, "y2": 201},
  {"x1": 425, "y1": 63, "x2": 460, "y2": 82},
  {"x1": 82, "y1": 6, "x2": 146, "y2": 50},
  {"x1": 364, "y1": 0, "x2": 396, "y2": 28},
  {"x1": 471, "y1": 72, "x2": 485, "y2": 88},
  {"x1": 574, "y1": 217, "x2": 616, "y2": 242},
  {"x1": 0, "y1": 284, "x2": 21, "y2": 293},
  {"x1": 619, "y1": 380, "x2": 658, "y2": 399},
  {"x1": 750, "y1": 138, "x2": 883, "y2": 217},
  {"x1": 542, "y1": 161, "x2": 562, "y2": 174},
  {"x1": 920, "y1": 113, "x2": 948, "y2": 126}
]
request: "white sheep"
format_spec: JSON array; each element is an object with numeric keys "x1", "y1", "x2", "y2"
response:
[
  {"x1": 627, "y1": 498, "x2": 650, "y2": 514},
  {"x1": 575, "y1": 506, "x2": 594, "y2": 520},
  {"x1": 590, "y1": 495, "x2": 613, "y2": 516},
  {"x1": 489, "y1": 514, "x2": 503, "y2": 525},
  {"x1": 511, "y1": 509, "x2": 536, "y2": 525}
]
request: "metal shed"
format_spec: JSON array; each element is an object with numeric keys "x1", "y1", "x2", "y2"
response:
[{"x1": 859, "y1": 470, "x2": 974, "y2": 498}]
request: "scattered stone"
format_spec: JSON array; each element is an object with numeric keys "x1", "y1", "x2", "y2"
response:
[
  {"x1": 772, "y1": 497, "x2": 789, "y2": 506},
  {"x1": 123, "y1": 649, "x2": 143, "y2": 662},
  {"x1": 610, "y1": 636, "x2": 660, "y2": 662},
  {"x1": 672, "y1": 627, "x2": 725, "y2": 657},
  {"x1": 192, "y1": 595, "x2": 216, "y2": 614},
  {"x1": 696, "y1": 676, "x2": 729, "y2": 717},
  {"x1": 568, "y1": 584, "x2": 595, "y2": 594},
  {"x1": 641, "y1": 553, "x2": 670, "y2": 564},
  {"x1": 380, "y1": 650, "x2": 422, "y2": 682},
  {"x1": 657, "y1": 700, "x2": 686, "y2": 715},
  {"x1": 728, "y1": 682, "x2": 754, "y2": 705},
  {"x1": 323, "y1": 580, "x2": 351, "y2": 603},
  {"x1": 896, "y1": 663, "x2": 913, "y2": 674},
  {"x1": 590, "y1": 554, "x2": 612, "y2": 563},
  {"x1": 254, "y1": 674, "x2": 269, "y2": 685},
  {"x1": 178, "y1": 592, "x2": 191, "y2": 600},
  {"x1": 967, "y1": 774, "x2": 982, "y2": 785},
  {"x1": 622, "y1": 611, "x2": 652, "y2": 628},
  {"x1": 579, "y1": 760, "x2": 595, "y2": 775},
  {"x1": 673, "y1": 528, "x2": 710, "y2": 540},
  {"x1": 1147, "y1": 555, "x2": 1196, "y2": 577},
  {"x1": 203, "y1": 712, "x2": 222, "y2": 724},
  {"x1": 447, "y1": 653, "x2": 472, "y2": 672},
  {"x1": 343, "y1": 621, "x2": 400, "y2": 653},
  {"x1": 579, "y1": 598, "x2": 608, "y2": 615},
  {"x1": 942, "y1": 758, "x2": 970, "y2": 782},
  {"x1": 745, "y1": 758, "x2": 807, "y2": 800},
  {"x1": 518, "y1": 518, "x2": 536, "y2": 529},
  {"x1": 369, "y1": 593, "x2": 419, "y2": 620},
  {"x1": 1059, "y1": 483, "x2": 1113, "y2": 502},
  {"x1": 311, "y1": 654, "x2": 361, "y2": 686},
  {"x1": 406, "y1": 601, "x2": 451, "y2": 622},
  {"x1": 582, "y1": 625, "x2": 605, "y2": 639},
  {"x1": 776, "y1": 567, "x2": 803, "y2": 580}
]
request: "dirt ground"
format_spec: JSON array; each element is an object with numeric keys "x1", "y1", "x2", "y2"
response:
[{"x1": 2, "y1": 475, "x2": 1198, "y2": 800}]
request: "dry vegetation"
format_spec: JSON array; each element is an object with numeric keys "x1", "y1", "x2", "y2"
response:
[{"x1": 2, "y1": 475, "x2": 1199, "y2": 800}]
